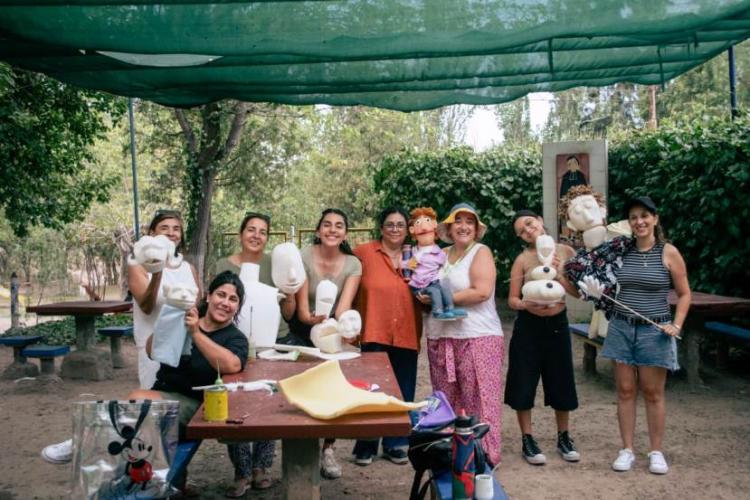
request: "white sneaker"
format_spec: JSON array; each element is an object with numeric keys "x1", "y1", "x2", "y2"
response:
[
  {"x1": 41, "y1": 438, "x2": 72, "y2": 464},
  {"x1": 648, "y1": 451, "x2": 669, "y2": 474},
  {"x1": 320, "y1": 448, "x2": 342, "y2": 479},
  {"x1": 612, "y1": 448, "x2": 635, "y2": 472}
]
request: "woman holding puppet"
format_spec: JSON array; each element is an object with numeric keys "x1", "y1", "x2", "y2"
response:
[
  {"x1": 506, "y1": 210, "x2": 580, "y2": 466},
  {"x1": 573, "y1": 196, "x2": 690, "y2": 474}
]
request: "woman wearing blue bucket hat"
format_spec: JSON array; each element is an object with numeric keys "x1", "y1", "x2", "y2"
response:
[{"x1": 420, "y1": 202, "x2": 504, "y2": 465}]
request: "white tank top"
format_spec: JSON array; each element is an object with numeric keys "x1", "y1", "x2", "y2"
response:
[
  {"x1": 423, "y1": 243, "x2": 503, "y2": 340},
  {"x1": 133, "y1": 262, "x2": 196, "y2": 389}
]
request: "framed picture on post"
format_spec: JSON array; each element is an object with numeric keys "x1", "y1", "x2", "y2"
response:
[{"x1": 556, "y1": 153, "x2": 590, "y2": 246}]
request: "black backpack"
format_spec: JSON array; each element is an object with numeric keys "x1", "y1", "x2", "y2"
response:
[{"x1": 407, "y1": 420, "x2": 489, "y2": 500}]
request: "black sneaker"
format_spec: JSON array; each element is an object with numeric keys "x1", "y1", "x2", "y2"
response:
[
  {"x1": 522, "y1": 434, "x2": 546, "y2": 465},
  {"x1": 557, "y1": 431, "x2": 581, "y2": 462},
  {"x1": 354, "y1": 449, "x2": 374, "y2": 466},
  {"x1": 383, "y1": 448, "x2": 408, "y2": 465}
]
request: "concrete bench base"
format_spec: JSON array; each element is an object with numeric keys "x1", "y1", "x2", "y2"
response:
[
  {"x1": 21, "y1": 345, "x2": 71, "y2": 382},
  {"x1": 0, "y1": 335, "x2": 43, "y2": 380},
  {"x1": 98, "y1": 325, "x2": 133, "y2": 368}
]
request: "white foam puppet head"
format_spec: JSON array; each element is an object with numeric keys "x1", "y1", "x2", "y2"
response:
[
  {"x1": 163, "y1": 283, "x2": 199, "y2": 311},
  {"x1": 521, "y1": 233, "x2": 566, "y2": 305},
  {"x1": 315, "y1": 279, "x2": 338, "y2": 318},
  {"x1": 128, "y1": 234, "x2": 183, "y2": 274},
  {"x1": 271, "y1": 242, "x2": 305, "y2": 295},
  {"x1": 310, "y1": 310, "x2": 362, "y2": 354},
  {"x1": 566, "y1": 194, "x2": 607, "y2": 233}
]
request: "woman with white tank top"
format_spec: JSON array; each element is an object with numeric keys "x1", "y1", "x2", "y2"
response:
[
  {"x1": 420, "y1": 203, "x2": 504, "y2": 466},
  {"x1": 129, "y1": 210, "x2": 200, "y2": 389}
]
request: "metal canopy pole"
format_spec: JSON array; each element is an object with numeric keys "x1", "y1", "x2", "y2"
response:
[
  {"x1": 728, "y1": 46, "x2": 738, "y2": 119},
  {"x1": 128, "y1": 98, "x2": 141, "y2": 239}
]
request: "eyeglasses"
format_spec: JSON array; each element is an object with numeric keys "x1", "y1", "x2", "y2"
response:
[{"x1": 383, "y1": 222, "x2": 407, "y2": 230}]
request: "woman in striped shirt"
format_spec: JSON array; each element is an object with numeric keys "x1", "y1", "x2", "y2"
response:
[{"x1": 604, "y1": 196, "x2": 691, "y2": 475}]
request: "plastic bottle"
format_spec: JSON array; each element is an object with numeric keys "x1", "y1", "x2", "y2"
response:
[
  {"x1": 401, "y1": 244, "x2": 413, "y2": 279},
  {"x1": 451, "y1": 410, "x2": 475, "y2": 500}
]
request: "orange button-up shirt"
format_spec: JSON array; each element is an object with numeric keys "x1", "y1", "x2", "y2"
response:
[{"x1": 354, "y1": 240, "x2": 422, "y2": 351}]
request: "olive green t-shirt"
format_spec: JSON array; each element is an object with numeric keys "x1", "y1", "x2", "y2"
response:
[
  {"x1": 212, "y1": 254, "x2": 289, "y2": 338},
  {"x1": 300, "y1": 246, "x2": 362, "y2": 314}
]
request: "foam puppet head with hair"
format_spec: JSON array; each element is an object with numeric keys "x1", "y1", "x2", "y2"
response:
[
  {"x1": 559, "y1": 185, "x2": 607, "y2": 250},
  {"x1": 403, "y1": 207, "x2": 466, "y2": 321}
]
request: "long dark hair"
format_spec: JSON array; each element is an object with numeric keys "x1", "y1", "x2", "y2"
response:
[
  {"x1": 376, "y1": 206, "x2": 409, "y2": 241},
  {"x1": 312, "y1": 208, "x2": 354, "y2": 256},
  {"x1": 198, "y1": 271, "x2": 245, "y2": 322},
  {"x1": 147, "y1": 209, "x2": 184, "y2": 255}
]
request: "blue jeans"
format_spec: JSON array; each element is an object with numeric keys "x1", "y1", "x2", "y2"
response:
[
  {"x1": 352, "y1": 343, "x2": 418, "y2": 454},
  {"x1": 413, "y1": 280, "x2": 453, "y2": 314}
]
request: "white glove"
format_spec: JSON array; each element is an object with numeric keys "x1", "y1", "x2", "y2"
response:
[{"x1": 577, "y1": 275, "x2": 605, "y2": 300}]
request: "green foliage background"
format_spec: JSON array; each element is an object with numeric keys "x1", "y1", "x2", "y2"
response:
[
  {"x1": 608, "y1": 114, "x2": 750, "y2": 297},
  {"x1": 373, "y1": 114, "x2": 750, "y2": 298},
  {"x1": 374, "y1": 145, "x2": 542, "y2": 291}
]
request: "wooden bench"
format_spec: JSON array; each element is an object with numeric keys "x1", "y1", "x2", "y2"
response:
[
  {"x1": 21, "y1": 345, "x2": 70, "y2": 378},
  {"x1": 97, "y1": 325, "x2": 133, "y2": 368},
  {"x1": 704, "y1": 321, "x2": 750, "y2": 369},
  {"x1": 0, "y1": 335, "x2": 43, "y2": 379},
  {"x1": 569, "y1": 323, "x2": 603, "y2": 375}
]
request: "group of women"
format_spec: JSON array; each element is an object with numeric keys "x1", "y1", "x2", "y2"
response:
[{"x1": 42, "y1": 194, "x2": 690, "y2": 496}]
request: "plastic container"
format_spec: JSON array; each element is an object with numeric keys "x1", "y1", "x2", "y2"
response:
[{"x1": 451, "y1": 411, "x2": 475, "y2": 500}]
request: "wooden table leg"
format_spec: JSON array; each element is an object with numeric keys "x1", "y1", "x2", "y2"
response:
[
  {"x1": 583, "y1": 342, "x2": 598, "y2": 375},
  {"x1": 61, "y1": 315, "x2": 113, "y2": 381},
  {"x1": 681, "y1": 323, "x2": 703, "y2": 387},
  {"x1": 282, "y1": 438, "x2": 321, "y2": 500}
]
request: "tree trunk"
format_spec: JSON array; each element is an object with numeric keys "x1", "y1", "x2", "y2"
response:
[
  {"x1": 176, "y1": 102, "x2": 248, "y2": 285},
  {"x1": 187, "y1": 163, "x2": 216, "y2": 285}
]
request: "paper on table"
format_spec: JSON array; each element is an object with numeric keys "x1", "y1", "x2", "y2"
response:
[{"x1": 278, "y1": 360, "x2": 426, "y2": 420}]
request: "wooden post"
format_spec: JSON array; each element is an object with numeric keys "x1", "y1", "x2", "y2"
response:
[
  {"x1": 10, "y1": 272, "x2": 20, "y2": 329},
  {"x1": 647, "y1": 85, "x2": 658, "y2": 129}
]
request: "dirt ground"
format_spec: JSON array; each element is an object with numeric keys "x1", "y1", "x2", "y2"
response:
[{"x1": 1, "y1": 311, "x2": 749, "y2": 500}]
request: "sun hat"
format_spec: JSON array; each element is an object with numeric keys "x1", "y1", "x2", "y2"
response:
[
  {"x1": 437, "y1": 202, "x2": 488, "y2": 243},
  {"x1": 623, "y1": 196, "x2": 657, "y2": 218}
]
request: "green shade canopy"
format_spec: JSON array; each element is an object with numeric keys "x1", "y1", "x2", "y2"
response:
[{"x1": 1, "y1": 1, "x2": 749, "y2": 110}]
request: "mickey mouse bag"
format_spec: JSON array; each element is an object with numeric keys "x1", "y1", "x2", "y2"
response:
[{"x1": 71, "y1": 400, "x2": 180, "y2": 499}]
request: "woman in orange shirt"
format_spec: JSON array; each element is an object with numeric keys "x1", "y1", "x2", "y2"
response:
[{"x1": 352, "y1": 206, "x2": 422, "y2": 467}]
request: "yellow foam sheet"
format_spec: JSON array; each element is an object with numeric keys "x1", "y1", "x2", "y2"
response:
[{"x1": 278, "y1": 360, "x2": 426, "y2": 420}]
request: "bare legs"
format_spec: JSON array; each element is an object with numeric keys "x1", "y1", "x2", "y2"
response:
[
  {"x1": 613, "y1": 362, "x2": 667, "y2": 451},
  {"x1": 516, "y1": 409, "x2": 570, "y2": 434}
]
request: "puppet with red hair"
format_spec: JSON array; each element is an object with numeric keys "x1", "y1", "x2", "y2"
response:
[{"x1": 404, "y1": 207, "x2": 466, "y2": 321}]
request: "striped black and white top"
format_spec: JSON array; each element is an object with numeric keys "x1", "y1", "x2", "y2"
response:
[{"x1": 614, "y1": 242, "x2": 672, "y2": 320}]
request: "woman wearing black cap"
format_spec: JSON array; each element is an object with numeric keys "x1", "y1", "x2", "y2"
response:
[
  {"x1": 506, "y1": 210, "x2": 581, "y2": 466},
  {"x1": 604, "y1": 196, "x2": 690, "y2": 475}
]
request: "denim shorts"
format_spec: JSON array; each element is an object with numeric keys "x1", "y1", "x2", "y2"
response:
[{"x1": 602, "y1": 317, "x2": 679, "y2": 371}]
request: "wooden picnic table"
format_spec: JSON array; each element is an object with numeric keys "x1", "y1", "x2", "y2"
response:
[
  {"x1": 187, "y1": 353, "x2": 411, "y2": 500},
  {"x1": 669, "y1": 291, "x2": 750, "y2": 386},
  {"x1": 26, "y1": 300, "x2": 132, "y2": 381}
]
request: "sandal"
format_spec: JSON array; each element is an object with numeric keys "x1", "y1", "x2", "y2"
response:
[
  {"x1": 225, "y1": 478, "x2": 251, "y2": 498},
  {"x1": 252, "y1": 468, "x2": 273, "y2": 490}
]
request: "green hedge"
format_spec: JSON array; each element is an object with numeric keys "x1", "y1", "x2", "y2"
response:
[
  {"x1": 373, "y1": 114, "x2": 750, "y2": 298},
  {"x1": 608, "y1": 114, "x2": 750, "y2": 297},
  {"x1": 373, "y1": 145, "x2": 542, "y2": 294},
  {"x1": 1, "y1": 313, "x2": 133, "y2": 346}
]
